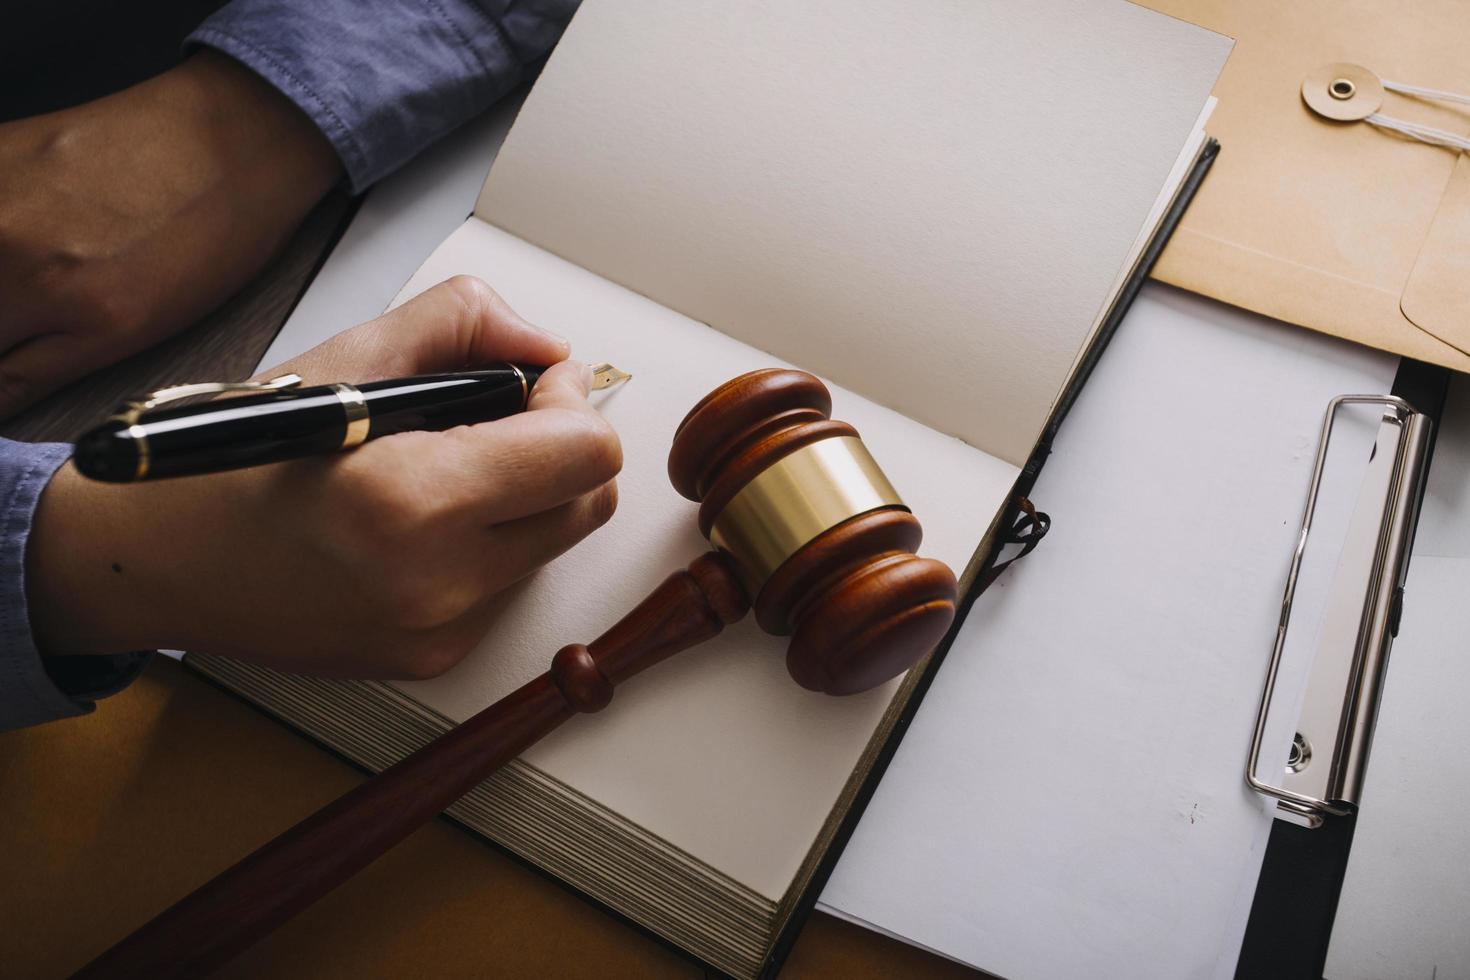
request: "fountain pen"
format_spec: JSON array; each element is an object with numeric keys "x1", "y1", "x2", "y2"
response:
[{"x1": 74, "y1": 363, "x2": 631, "y2": 483}]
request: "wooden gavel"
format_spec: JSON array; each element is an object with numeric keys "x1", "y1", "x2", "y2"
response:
[{"x1": 80, "y1": 368, "x2": 959, "y2": 978}]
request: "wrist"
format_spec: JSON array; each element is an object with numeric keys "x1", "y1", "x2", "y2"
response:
[
  {"x1": 163, "y1": 49, "x2": 342, "y2": 208},
  {"x1": 0, "y1": 48, "x2": 346, "y2": 353},
  {"x1": 27, "y1": 464, "x2": 177, "y2": 656}
]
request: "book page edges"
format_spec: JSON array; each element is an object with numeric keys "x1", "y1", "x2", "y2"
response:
[{"x1": 1054, "y1": 100, "x2": 1217, "y2": 412}]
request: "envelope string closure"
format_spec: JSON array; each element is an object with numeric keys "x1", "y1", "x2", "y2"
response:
[{"x1": 1304, "y1": 63, "x2": 1470, "y2": 152}]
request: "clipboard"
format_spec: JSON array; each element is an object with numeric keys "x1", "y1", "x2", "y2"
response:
[
  {"x1": 1142, "y1": 0, "x2": 1470, "y2": 371},
  {"x1": 1246, "y1": 393, "x2": 1432, "y2": 829},
  {"x1": 1235, "y1": 360, "x2": 1450, "y2": 979}
]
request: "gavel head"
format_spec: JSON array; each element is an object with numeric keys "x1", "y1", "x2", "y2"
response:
[{"x1": 669, "y1": 369, "x2": 959, "y2": 696}]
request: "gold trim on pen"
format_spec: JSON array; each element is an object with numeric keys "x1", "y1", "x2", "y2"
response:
[
  {"x1": 332, "y1": 384, "x2": 370, "y2": 449},
  {"x1": 708, "y1": 435, "x2": 906, "y2": 592},
  {"x1": 127, "y1": 424, "x2": 151, "y2": 481},
  {"x1": 508, "y1": 363, "x2": 530, "y2": 409}
]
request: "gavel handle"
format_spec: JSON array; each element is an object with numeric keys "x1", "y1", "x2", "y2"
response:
[{"x1": 79, "y1": 552, "x2": 748, "y2": 980}]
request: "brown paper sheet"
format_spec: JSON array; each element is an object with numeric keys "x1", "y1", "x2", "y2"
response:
[{"x1": 1144, "y1": 0, "x2": 1470, "y2": 370}]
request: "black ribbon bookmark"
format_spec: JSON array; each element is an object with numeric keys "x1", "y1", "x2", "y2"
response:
[{"x1": 977, "y1": 496, "x2": 1051, "y2": 594}]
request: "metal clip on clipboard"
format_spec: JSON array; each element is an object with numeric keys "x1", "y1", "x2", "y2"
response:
[{"x1": 1247, "y1": 395, "x2": 1432, "y2": 829}]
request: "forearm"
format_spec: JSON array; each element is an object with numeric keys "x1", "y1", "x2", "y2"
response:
[
  {"x1": 0, "y1": 0, "x2": 577, "y2": 419},
  {"x1": 0, "y1": 49, "x2": 342, "y2": 415},
  {"x1": 126, "y1": 48, "x2": 343, "y2": 310},
  {"x1": 0, "y1": 441, "x2": 148, "y2": 731},
  {"x1": 7, "y1": 49, "x2": 340, "y2": 336},
  {"x1": 27, "y1": 463, "x2": 178, "y2": 659}
]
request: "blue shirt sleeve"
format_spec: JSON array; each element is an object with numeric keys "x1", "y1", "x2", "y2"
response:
[
  {"x1": 187, "y1": 0, "x2": 580, "y2": 192},
  {"x1": 0, "y1": 440, "x2": 150, "y2": 732}
]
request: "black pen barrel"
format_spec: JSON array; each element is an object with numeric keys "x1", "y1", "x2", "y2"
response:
[
  {"x1": 359, "y1": 367, "x2": 537, "y2": 439},
  {"x1": 74, "y1": 366, "x2": 539, "y2": 482},
  {"x1": 76, "y1": 390, "x2": 355, "y2": 482}
]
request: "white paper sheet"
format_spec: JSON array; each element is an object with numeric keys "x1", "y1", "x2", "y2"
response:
[
  {"x1": 1324, "y1": 375, "x2": 1470, "y2": 980},
  {"x1": 478, "y1": 0, "x2": 1231, "y2": 464},
  {"x1": 819, "y1": 285, "x2": 1398, "y2": 980}
]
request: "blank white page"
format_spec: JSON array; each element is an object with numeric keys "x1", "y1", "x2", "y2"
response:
[
  {"x1": 820, "y1": 286, "x2": 1397, "y2": 979},
  {"x1": 389, "y1": 219, "x2": 1019, "y2": 899},
  {"x1": 477, "y1": 0, "x2": 1230, "y2": 464}
]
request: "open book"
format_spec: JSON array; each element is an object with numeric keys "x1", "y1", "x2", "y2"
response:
[{"x1": 192, "y1": 2, "x2": 1230, "y2": 975}]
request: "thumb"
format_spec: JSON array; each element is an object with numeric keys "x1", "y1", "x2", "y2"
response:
[{"x1": 266, "y1": 276, "x2": 571, "y2": 384}]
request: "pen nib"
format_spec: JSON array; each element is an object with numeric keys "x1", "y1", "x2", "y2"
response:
[{"x1": 590, "y1": 364, "x2": 632, "y2": 391}]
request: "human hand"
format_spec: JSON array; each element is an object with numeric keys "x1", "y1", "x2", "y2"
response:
[
  {"x1": 26, "y1": 277, "x2": 623, "y2": 679},
  {"x1": 0, "y1": 51, "x2": 341, "y2": 417}
]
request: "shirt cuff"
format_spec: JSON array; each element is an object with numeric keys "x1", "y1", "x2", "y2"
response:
[
  {"x1": 186, "y1": 0, "x2": 573, "y2": 192},
  {"x1": 0, "y1": 442, "x2": 150, "y2": 732}
]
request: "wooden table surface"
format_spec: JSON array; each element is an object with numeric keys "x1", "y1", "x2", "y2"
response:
[{"x1": 0, "y1": 193, "x2": 982, "y2": 980}]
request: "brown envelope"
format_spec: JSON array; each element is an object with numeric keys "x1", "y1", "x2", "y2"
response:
[{"x1": 1143, "y1": 0, "x2": 1470, "y2": 371}]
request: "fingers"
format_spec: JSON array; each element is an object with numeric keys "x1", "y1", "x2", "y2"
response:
[
  {"x1": 252, "y1": 276, "x2": 599, "y2": 523},
  {"x1": 526, "y1": 358, "x2": 595, "y2": 413},
  {"x1": 437, "y1": 482, "x2": 620, "y2": 678},
  {"x1": 267, "y1": 276, "x2": 571, "y2": 384},
  {"x1": 429, "y1": 359, "x2": 629, "y2": 525},
  {"x1": 324, "y1": 358, "x2": 620, "y2": 539},
  {"x1": 481, "y1": 480, "x2": 620, "y2": 593},
  {"x1": 376, "y1": 276, "x2": 572, "y2": 374},
  {"x1": 366, "y1": 482, "x2": 620, "y2": 682}
]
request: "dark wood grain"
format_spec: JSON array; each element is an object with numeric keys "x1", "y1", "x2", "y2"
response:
[
  {"x1": 77, "y1": 552, "x2": 751, "y2": 979},
  {"x1": 0, "y1": 656, "x2": 703, "y2": 980},
  {"x1": 78, "y1": 673, "x2": 573, "y2": 979},
  {"x1": 0, "y1": 190, "x2": 355, "y2": 445}
]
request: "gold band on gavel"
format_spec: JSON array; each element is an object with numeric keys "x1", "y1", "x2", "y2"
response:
[{"x1": 707, "y1": 435, "x2": 906, "y2": 593}]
